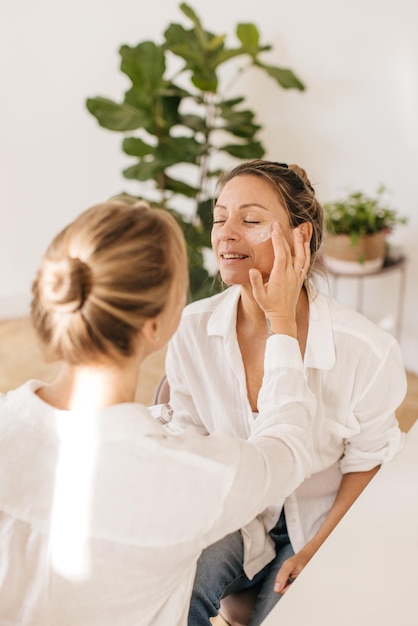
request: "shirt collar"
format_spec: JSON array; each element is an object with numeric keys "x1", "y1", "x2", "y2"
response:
[
  {"x1": 207, "y1": 286, "x2": 241, "y2": 338},
  {"x1": 7, "y1": 379, "x2": 164, "y2": 440},
  {"x1": 207, "y1": 284, "x2": 335, "y2": 370},
  {"x1": 304, "y1": 288, "x2": 336, "y2": 370}
]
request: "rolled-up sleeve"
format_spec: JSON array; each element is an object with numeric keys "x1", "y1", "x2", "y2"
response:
[{"x1": 340, "y1": 340, "x2": 407, "y2": 473}]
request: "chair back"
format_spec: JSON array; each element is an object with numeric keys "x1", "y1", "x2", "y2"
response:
[{"x1": 153, "y1": 375, "x2": 170, "y2": 404}]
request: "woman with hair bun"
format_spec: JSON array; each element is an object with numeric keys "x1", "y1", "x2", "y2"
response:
[
  {"x1": 0, "y1": 198, "x2": 317, "y2": 624},
  {"x1": 165, "y1": 160, "x2": 407, "y2": 625}
]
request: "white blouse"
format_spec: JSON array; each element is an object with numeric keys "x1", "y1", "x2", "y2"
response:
[
  {"x1": 0, "y1": 335, "x2": 314, "y2": 626},
  {"x1": 166, "y1": 285, "x2": 407, "y2": 578}
]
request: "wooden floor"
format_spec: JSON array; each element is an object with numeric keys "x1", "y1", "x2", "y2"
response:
[{"x1": 0, "y1": 317, "x2": 417, "y2": 432}]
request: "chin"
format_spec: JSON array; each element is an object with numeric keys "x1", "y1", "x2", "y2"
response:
[{"x1": 219, "y1": 273, "x2": 249, "y2": 287}]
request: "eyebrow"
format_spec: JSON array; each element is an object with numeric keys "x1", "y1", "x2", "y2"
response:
[{"x1": 213, "y1": 202, "x2": 269, "y2": 211}]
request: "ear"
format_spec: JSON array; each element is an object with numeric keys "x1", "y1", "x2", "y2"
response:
[
  {"x1": 299, "y1": 222, "x2": 313, "y2": 243},
  {"x1": 140, "y1": 317, "x2": 161, "y2": 345}
]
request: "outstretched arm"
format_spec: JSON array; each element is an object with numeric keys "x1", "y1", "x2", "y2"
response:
[{"x1": 274, "y1": 466, "x2": 380, "y2": 594}]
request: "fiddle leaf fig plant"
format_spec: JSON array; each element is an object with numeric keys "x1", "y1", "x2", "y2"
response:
[{"x1": 86, "y1": 2, "x2": 305, "y2": 300}]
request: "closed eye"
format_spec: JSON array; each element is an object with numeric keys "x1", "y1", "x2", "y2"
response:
[{"x1": 213, "y1": 219, "x2": 262, "y2": 225}]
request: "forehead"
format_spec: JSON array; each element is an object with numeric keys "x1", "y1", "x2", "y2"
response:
[{"x1": 216, "y1": 174, "x2": 283, "y2": 209}]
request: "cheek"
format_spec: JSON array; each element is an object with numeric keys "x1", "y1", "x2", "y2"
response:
[
  {"x1": 284, "y1": 227, "x2": 296, "y2": 254},
  {"x1": 253, "y1": 243, "x2": 275, "y2": 276},
  {"x1": 258, "y1": 240, "x2": 274, "y2": 260}
]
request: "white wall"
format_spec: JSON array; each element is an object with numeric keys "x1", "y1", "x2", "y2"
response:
[{"x1": 1, "y1": 0, "x2": 417, "y2": 371}]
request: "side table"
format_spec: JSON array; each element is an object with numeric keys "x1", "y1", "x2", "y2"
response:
[{"x1": 326, "y1": 254, "x2": 408, "y2": 341}]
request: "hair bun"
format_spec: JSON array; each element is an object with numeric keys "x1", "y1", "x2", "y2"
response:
[
  {"x1": 39, "y1": 256, "x2": 92, "y2": 313},
  {"x1": 289, "y1": 163, "x2": 315, "y2": 194}
]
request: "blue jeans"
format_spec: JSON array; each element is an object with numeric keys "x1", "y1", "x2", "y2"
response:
[{"x1": 188, "y1": 509, "x2": 293, "y2": 626}]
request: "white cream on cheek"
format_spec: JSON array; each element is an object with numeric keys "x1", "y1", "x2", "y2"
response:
[{"x1": 245, "y1": 223, "x2": 273, "y2": 244}]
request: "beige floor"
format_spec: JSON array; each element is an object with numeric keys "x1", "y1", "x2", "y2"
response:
[
  {"x1": 1, "y1": 316, "x2": 417, "y2": 432},
  {"x1": 0, "y1": 317, "x2": 167, "y2": 406}
]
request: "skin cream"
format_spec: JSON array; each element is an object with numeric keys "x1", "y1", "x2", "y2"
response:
[{"x1": 246, "y1": 223, "x2": 273, "y2": 244}]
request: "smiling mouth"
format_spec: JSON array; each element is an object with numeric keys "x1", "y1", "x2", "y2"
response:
[{"x1": 221, "y1": 253, "x2": 248, "y2": 260}]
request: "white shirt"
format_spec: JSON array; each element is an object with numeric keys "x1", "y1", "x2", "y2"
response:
[
  {"x1": 166, "y1": 285, "x2": 407, "y2": 578},
  {"x1": 0, "y1": 337, "x2": 314, "y2": 626}
]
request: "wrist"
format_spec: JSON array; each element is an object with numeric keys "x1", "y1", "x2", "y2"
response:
[{"x1": 266, "y1": 316, "x2": 297, "y2": 338}]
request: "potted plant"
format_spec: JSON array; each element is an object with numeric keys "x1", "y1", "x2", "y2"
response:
[
  {"x1": 322, "y1": 185, "x2": 408, "y2": 274},
  {"x1": 86, "y1": 2, "x2": 305, "y2": 300}
]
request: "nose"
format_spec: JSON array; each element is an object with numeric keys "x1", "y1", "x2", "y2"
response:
[{"x1": 217, "y1": 218, "x2": 240, "y2": 241}]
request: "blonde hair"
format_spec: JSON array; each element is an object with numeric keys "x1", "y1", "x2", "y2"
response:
[
  {"x1": 216, "y1": 160, "x2": 324, "y2": 277},
  {"x1": 31, "y1": 199, "x2": 188, "y2": 364}
]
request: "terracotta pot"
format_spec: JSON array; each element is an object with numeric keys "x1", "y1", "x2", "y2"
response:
[{"x1": 323, "y1": 231, "x2": 386, "y2": 275}]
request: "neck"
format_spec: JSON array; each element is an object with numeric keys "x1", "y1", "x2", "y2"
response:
[
  {"x1": 239, "y1": 284, "x2": 270, "y2": 324},
  {"x1": 238, "y1": 283, "x2": 309, "y2": 336},
  {"x1": 36, "y1": 358, "x2": 141, "y2": 411}
]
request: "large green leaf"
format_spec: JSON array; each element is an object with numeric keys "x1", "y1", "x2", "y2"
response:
[
  {"x1": 122, "y1": 137, "x2": 155, "y2": 157},
  {"x1": 223, "y1": 121, "x2": 261, "y2": 140},
  {"x1": 190, "y1": 73, "x2": 217, "y2": 92},
  {"x1": 180, "y1": 113, "x2": 207, "y2": 133},
  {"x1": 164, "y1": 24, "x2": 210, "y2": 63},
  {"x1": 179, "y1": 3, "x2": 202, "y2": 30},
  {"x1": 220, "y1": 107, "x2": 255, "y2": 123},
  {"x1": 123, "y1": 86, "x2": 154, "y2": 115},
  {"x1": 120, "y1": 42, "x2": 166, "y2": 92},
  {"x1": 177, "y1": 4, "x2": 226, "y2": 56},
  {"x1": 154, "y1": 94, "x2": 184, "y2": 131},
  {"x1": 220, "y1": 107, "x2": 261, "y2": 139},
  {"x1": 122, "y1": 136, "x2": 203, "y2": 184},
  {"x1": 163, "y1": 82, "x2": 194, "y2": 99},
  {"x1": 188, "y1": 265, "x2": 210, "y2": 301},
  {"x1": 206, "y1": 168, "x2": 224, "y2": 179},
  {"x1": 220, "y1": 141, "x2": 264, "y2": 159},
  {"x1": 119, "y1": 42, "x2": 182, "y2": 136},
  {"x1": 156, "y1": 135, "x2": 204, "y2": 165},
  {"x1": 188, "y1": 73, "x2": 215, "y2": 92},
  {"x1": 164, "y1": 174, "x2": 198, "y2": 197},
  {"x1": 189, "y1": 265, "x2": 221, "y2": 301},
  {"x1": 181, "y1": 219, "x2": 204, "y2": 245},
  {"x1": 164, "y1": 14, "x2": 226, "y2": 92},
  {"x1": 123, "y1": 89, "x2": 183, "y2": 136},
  {"x1": 220, "y1": 96, "x2": 245, "y2": 107},
  {"x1": 197, "y1": 198, "x2": 214, "y2": 234},
  {"x1": 164, "y1": 24, "x2": 220, "y2": 92},
  {"x1": 123, "y1": 161, "x2": 165, "y2": 181},
  {"x1": 86, "y1": 97, "x2": 148, "y2": 131},
  {"x1": 255, "y1": 61, "x2": 305, "y2": 90},
  {"x1": 236, "y1": 23, "x2": 260, "y2": 55},
  {"x1": 179, "y1": 2, "x2": 209, "y2": 50}
]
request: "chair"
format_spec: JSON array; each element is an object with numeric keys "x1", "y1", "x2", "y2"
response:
[
  {"x1": 152, "y1": 374, "x2": 171, "y2": 405},
  {"x1": 153, "y1": 376, "x2": 258, "y2": 626}
]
